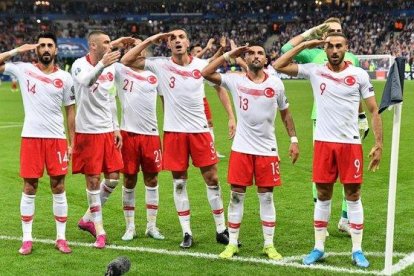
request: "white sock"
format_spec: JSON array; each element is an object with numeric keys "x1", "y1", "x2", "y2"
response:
[
  {"x1": 100, "y1": 179, "x2": 118, "y2": 206},
  {"x1": 20, "y1": 193, "x2": 35, "y2": 242},
  {"x1": 206, "y1": 185, "x2": 226, "y2": 233},
  {"x1": 87, "y1": 189, "x2": 105, "y2": 236},
  {"x1": 146, "y1": 185, "x2": 159, "y2": 230},
  {"x1": 314, "y1": 199, "x2": 331, "y2": 251},
  {"x1": 122, "y1": 186, "x2": 135, "y2": 230},
  {"x1": 53, "y1": 192, "x2": 68, "y2": 240},
  {"x1": 173, "y1": 179, "x2": 191, "y2": 236},
  {"x1": 209, "y1": 127, "x2": 215, "y2": 142},
  {"x1": 83, "y1": 179, "x2": 119, "y2": 222},
  {"x1": 347, "y1": 199, "x2": 364, "y2": 252},
  {"x1": 258, "y1": 192, "x2": 276, "y2": 247},
  {"x1": 228, "y1": 191, "x2": 245, "y2": 246}
]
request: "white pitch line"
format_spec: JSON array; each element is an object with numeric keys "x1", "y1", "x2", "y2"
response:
[
  {"x1": 386, "y1": 251, "x2": 414, "y2": 275},
  {"x1": 0, "y1": 122, "x2": 23, "y2": 125},
  {"x1": 0, "y1": 235, "x2": 401, "y2": 275},
  {"x1": 0, "y1": 124, "x2": 22, "y2": 129}
]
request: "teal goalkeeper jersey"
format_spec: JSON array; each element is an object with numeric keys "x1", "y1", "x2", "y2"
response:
[{"x1": 281, "y1": 43, "x2": 360, "y2": 120}]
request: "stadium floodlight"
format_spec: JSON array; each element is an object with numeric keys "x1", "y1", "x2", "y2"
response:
[{"x1": 378, "y1": 57, "x2": 405, "y2": 275}]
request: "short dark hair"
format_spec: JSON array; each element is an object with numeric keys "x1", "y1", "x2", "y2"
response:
[
  {"x1": 88, "y1": 30, "x2": 107, "y2": 40},
  {"x1": 190, "y1": 44, "x2": 202, "y2": 52},
  {"x1": 37, "y1": 32, "x2": 57, "y2": 45},
  {"x1": 247, "y1": 40, "x2": 265, "y2": 50},
  {"x1": 325, "y1": 32, "x2": 348, "y2": 41}
]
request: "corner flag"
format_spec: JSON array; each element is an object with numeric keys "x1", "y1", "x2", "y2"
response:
[{"x1": 381, "y1": 57, "x2": 406, "y2": 275}]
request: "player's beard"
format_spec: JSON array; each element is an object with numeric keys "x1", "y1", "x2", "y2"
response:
[
  {"x1": 248, "y1": 59, "x2": 264, "y2": 73},
  {"x1": 38, "y1": 53, "x2": 55, "y2": 66},
  {"x1": 328, "y1": 53, "x2": 344, "y2": 66}
]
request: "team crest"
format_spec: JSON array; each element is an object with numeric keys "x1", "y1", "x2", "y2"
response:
[
  {"x1": 107, "y1": 72, "x2": 114, "y2": 81},
  {"x1": 53, "y1": 78, "x2": 63, "y2": 88},
  {"x1": 147, "y1": 75, "x2": 157, "y2": 84},
  {"x1": 264, "y1": 87, "x2": 275, "y2": 98},
  {"x1": 192, "y1": 69, "x2": 202, "y2": 79},
  {"x1": 344, "y1": 76, "x2": 356, "y2": 86}
]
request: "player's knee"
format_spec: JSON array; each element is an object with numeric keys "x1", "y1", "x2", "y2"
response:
[
  {"x1": 145, "y1": 176, "x2": 158, "y2": 188},
  {"x1": 205, "y1": 175, "x2": 219, "y2": 186},
  {"x1": 23, "y1": 179, "x2": 38, "y2": 195},
  {"x1": 106, "y1": 179, "x2": 119, "y2": 189}
]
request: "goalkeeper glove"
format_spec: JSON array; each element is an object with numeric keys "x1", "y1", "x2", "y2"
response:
[
  {"x1": 358, "y1": 112, "x2": 369, "y2": 140},
  {"x1": 301, "y1": 23, "x2": 330, "y2": 40}
]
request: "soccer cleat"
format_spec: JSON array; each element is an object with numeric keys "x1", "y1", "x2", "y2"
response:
[
  {"x1": 55, "y1": 239, "x2": 72, "y2": 254},
  {"x1": 263, "y1": 245, "x2": 282, "y2": 260},
  {"x1": 78, "y1": 218, "x2": 96, "y2": 237},
  {"x1": 303, "y1": 249, "x2": 324, "y2": 265},
  {"x1": 121, "y1": 228, "x2": 137, "y2": 241},
  {"x1": 94, "y1": 234, "x2": 106, "y2": 249},
  {"x1": 18, "y1": 241, "x2": 33, "y2": 255},
  {"x1": 179, "y1": 233, "x2": 193, "y2": 249},
  {"x1": 145, "y1": 227, "x2": 165, "y2": 240},
  {"x1": 352, "y1": 250, "x2": 370, "y2": 268},
  {"x1": 338, "y1": 220, "x2": 352, "y2": 236},
  {"x1": 216, "y1": 229, "x2": 230, "y2": 245},
  {"x1": 219, "y1": 244, "x2": 239, "y2": 259}
]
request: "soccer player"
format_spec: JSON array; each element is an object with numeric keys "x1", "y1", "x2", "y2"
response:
[
  {"x1": 202, "y1": 43, "x2": 299, "y2": 260},
  {"x1": 190, "y1": 39, "x2": 234, "y2": 158},
  {"x1": 121, "y1": 30, "x2": 234, "y2": 248},
  {"x1": 0, "y1": 32, "x2": 75, "y2": 255},
  {"x1": 114, "y1": 39, "x2": 165, "y2": 241},
  {"x1": 281, "y1": 17, "x2": 370, "y2": 234},
  {"x1": 71, "y1": 30, "x2": 133, "y2": 248},
  {"x1": 274, "y1": 33, "x2": 383, "y2": 267}
]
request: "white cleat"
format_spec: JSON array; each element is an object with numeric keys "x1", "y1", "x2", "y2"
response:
[
  {"x1": 122, "y1": 228, "x2": 137, "y2": 241},
  {"x1": 338, "y1": 220, "x2": 352, "y2": 236},
  {"x1": 216, "y1": 152, "x2": 225, "y2": 158},
  {"x1": 145, "y1": 227, "x2": 165, "y2": 240}
]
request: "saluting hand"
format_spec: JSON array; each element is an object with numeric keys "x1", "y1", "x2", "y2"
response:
[{"x1": 101, "y1": 50, "x2": 121, "y2": 67}]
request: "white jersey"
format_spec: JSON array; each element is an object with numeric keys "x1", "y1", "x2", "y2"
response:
[
  {"x1": 114, "y1": 63, "x2": 160, "y2": 135},
  {"x1": 71, "y1": 55, "x2": 117, "y2": 134},
  {"x1": 4, "y1": 62, "x2": 74, "y2": 138},
  {"x1": 298, "y1": 63, "x2": 375, "y2": 144},
  {"x1": 144, "y1": 56, "x2": 209, "y2": 133},
  {"x1": 220, "y1": 72, "x2": 289, "y2": 156}
]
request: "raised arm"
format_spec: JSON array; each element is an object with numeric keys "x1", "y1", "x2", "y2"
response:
[
  {"x1": 201, "y1": 45, "x2": 249, "y2": 85},
  {"x1": 0, "y1": 44, "x2": 39, "y2": 72},
  {"x1": 273, "y1": 39, "x2": 324, "y2": 76},
  {"x1": 121, "y1": 33, "x2": 172, "y2": 70},
  {"x1": 364, "y1": 96, "x2": 383, "y2": 172},
  {"x1": 280, "y1": 23, "x2": 329, "y2": 63},
  {"x1": 196, "y1": 38, "x2": 215, "y2": 59},
  {"x1": 279, "y1": 108, "x2": 299, "y2": 164},
  {"x1": 73, "y1": 50, "x2": 121, "y2": 87}
]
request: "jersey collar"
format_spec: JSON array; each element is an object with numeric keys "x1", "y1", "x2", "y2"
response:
[
  {"x1": 35, "y1": 63, "x2": 59, "y2": 73},
  {"x1": 171, "y1": 54, "x2": 193, "y2": 66},
  {"x1": 326, "y1": 61, "x2": 350, "y2": 72},
  {"x1": 246, "y1": 70, "x2": 268, "y2": 83}
]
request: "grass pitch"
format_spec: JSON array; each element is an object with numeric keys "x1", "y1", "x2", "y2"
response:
[{"x1": 0, "y1": 80, "x2": 413, "y2": 275}]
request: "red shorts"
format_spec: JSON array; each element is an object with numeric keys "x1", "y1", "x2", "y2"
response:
[
  {"x1": 163, "y1": 132, "x2": 218, "y2": 171},
  {"x1": 20, "y1": 138, "x2": 69, "y2": 178},
  {"x1": 203, "y1": 97, "x2": 212, "y2": 122},
  {"x1": 313, "y1": 141, "x2": 363, "y2": 184},
  {"x1": 227, "y1": 151, "x2": 281, "y2": 187},
  {"x1": 72, "y1": 132, "x2": 124, "y2": 175},
  {"x1": 121, "y1": 131, "x2": 162, "y2": 174}
]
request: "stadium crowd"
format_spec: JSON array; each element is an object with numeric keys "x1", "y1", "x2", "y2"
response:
[{"x1": 0, "y1": 0, "x2": 413, "y2": 63}]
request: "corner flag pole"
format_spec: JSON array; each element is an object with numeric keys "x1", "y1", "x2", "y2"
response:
[
  {"x1": 384, "y1": 102, "x2": 402, "y2": 275},
  {"x1": 379, "y1": 57, "x2": 405, "y2": 275}
]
